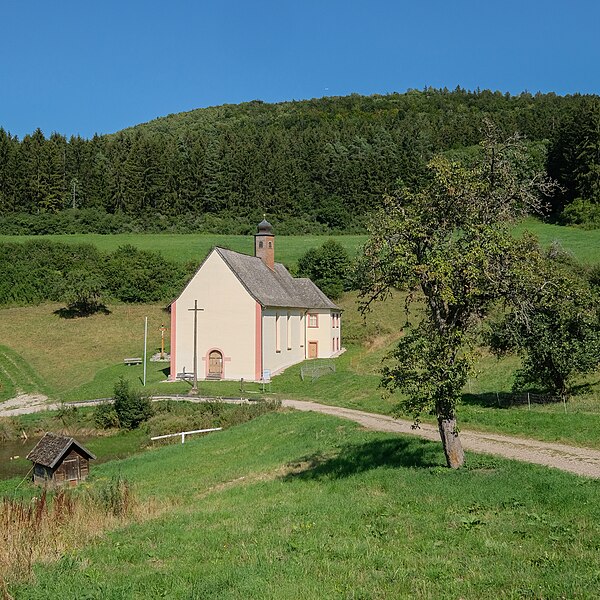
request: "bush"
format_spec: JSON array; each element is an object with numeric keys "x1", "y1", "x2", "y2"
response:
[
  {"x1": 94, "y1": 401, "x2": 119, "y2": 429},
  {"x1": 296, "y1": 239, "x2": 353, "y2": 300},
  {"x1": 62, "y1": 269, "x2": 106, "y2": 316},
  {"x1": 560, "y1": 198, "x2": 600, "y2": 229},
  {"x1": 112, "y1": 377, "x2": 154, "y2": 429}
]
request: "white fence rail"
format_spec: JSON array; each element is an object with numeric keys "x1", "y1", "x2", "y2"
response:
[{"x1": 151, "y1": 427, "x2": 222, "y2": 444}]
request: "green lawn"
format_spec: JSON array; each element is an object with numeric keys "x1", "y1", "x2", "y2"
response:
[
  {"x1": 515, "y1": 218, "x2": 600, "y2": 264},
  {"x1": 0, "y1": 232, "x2": 368, "y2": 267},
  {"x1": 7, "y1": 411, "x2": 600, "y2": 599},
  {"x1": 1, "y1": 218, "x2": 599, "y2": 265}
]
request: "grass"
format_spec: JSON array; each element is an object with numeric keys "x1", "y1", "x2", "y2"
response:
[
  {"x1": 1, "y1": 287, "x2": 600, "y2": 449},
  {"x1": 0, "y1": 345, "x2": 51, "y2": 402},
  {"x1": 515, "y1": 218, "x2": 600, "y2": 264},
  {"x1": 0, "y1": 233, "x2": 368, "y2": 267},
  {"x1": 1, "y1": 218, "x2": 599, "y2": 265},
  {"x1": 0, "y1": 303, "x2": 171, "y2": 398},
  {"x1": 5, "y1": 410, "x2": 600, "y2": 598},
  {"x1": 0, "y1": 400, "x2": 281, "y2": 483}
]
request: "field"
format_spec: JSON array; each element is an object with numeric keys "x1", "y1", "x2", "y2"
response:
[
  {"x1": 4, "y1": 411, "x2": 600, "y2": 599},
  {"x1": 1, "y1": 219, "x2": 600, "y2": 265},
  {"x1": 1, "y1": 286, "x2": 599, "y2": 449},
  {"x1": 1, "y1": 221, "x2": 600, "y2": 597}
]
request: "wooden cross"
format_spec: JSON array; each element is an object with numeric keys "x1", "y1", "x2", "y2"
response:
[
  {"x1": 188, "y1": 300, "x2": 204, "y2": 393},
  {"x1": 159, "y1": 324, "x2": 167, "y2": 359}
]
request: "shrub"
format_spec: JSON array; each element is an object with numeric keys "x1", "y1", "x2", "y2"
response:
[
  {"x1": 62, "y1": 269, "x2": 106, "y2": 316},
  {"x1": 94, "y1": 401, "x2": 119, "y2": 429},
  {"x1": 112, "y1": 377, "x2": 154, "y2": 430},
  {"x1": 560, "y1": 198, "x2": 600, "y2": 229},
  {"x1": 297, "y1": 239, "x2": 353, "y2": 300}
]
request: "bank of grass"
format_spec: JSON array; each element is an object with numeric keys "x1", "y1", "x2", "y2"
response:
[
  {"x1": 0, "y1": 345, "x2": 50, "y2": 402},
  {"x1": 6, "y1": 410, "x2": 600, "y2": 599},
  {"x1": 0, "y1": 303, "x2": 170, "y2": 398},
  {"x1": 0, "y1": 400, "x2": 281, "y2": 484}
]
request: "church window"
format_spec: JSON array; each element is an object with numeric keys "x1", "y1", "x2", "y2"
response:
[
  {"x1": 308, "y1": 314, "x2": 318, "y2": 328},
  {"x1": 275, "y1": 313, "x2": 281, "y2": 352},
  {"x1": 287, "y1": 313, "x2": 292, "y2": 350}
]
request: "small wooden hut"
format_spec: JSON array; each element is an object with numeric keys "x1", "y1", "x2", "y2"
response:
[{"x1": 26, "y1": 432, "x2": 96, "y2": 486}]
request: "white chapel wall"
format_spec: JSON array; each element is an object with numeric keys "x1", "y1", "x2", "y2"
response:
[
  {"x1": 262, "y1": 308, "x2": 306, "y2": 374},
  {"x1": 174, "y1": 251, "x2": 257, "y2": 381},
  {"x1": 305, "y1": 308, "x2": 340, "y2": 359}
]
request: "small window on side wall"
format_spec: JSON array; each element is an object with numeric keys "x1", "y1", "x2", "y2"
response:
[{"x1": 308, "y1": 313, "x2": 318, "y2": 328}]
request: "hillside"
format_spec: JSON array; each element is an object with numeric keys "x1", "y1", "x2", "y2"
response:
[
  {"x1": 6, "y1": 411, "x2": 600, "y2": 598},
  {"x1": 1, "y1": 90, "x2": 599, "y2": 234}
]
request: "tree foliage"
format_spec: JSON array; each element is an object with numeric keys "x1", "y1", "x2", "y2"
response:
[
  {"x1": 296, "y1": 239, "x2": 352, "y2": 300},
  {"x1": 360, "y1": 123, "x2": 554, "y2": 468},
  {"x1": 487, "y1": 248, "x2": 600, "y2": 398},
  {"x1": 112, "y1": 377, "x2": 154, "y2": 430},
  {"x1": 0, "y1": 240, "x2": 190, "y2": 308},
  {"x1": 62, "y1": 269, "x2": 105, "y2": 316},
  {"x1": 0, "y1": 90, "x2": 597, "y2": 233}
]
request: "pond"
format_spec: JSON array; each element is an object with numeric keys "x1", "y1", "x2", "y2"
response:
[{"x1": 0, "y1": 436, "x2": 41, "y2": 481}]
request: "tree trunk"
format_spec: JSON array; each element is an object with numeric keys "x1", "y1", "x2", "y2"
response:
[{"x1": 437, "y1": 415, "x2": 465, "y2": 469}]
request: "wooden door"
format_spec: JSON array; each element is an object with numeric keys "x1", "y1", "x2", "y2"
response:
[
  {"x1": 209, "y1": 350, "x2": 223, "y2": 376},
  {"x1": 308, "y1": 341, "x2": 318, "y2": 359},
  {"x1": 63, "y1": 458, "x2": 79, "y2": 481}
]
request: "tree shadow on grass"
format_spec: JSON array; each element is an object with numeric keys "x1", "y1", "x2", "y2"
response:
[
  {"x1": 54, "y1": 304, "x2": 111, "y2": 319},
  {"x1": 284, "y1": 436, "x2": 443, "y2": 482}
]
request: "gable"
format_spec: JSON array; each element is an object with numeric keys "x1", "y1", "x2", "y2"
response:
[
  {"x1": 217, "y1": 248, "x2": 339, "y2": 310},
  {"x1": 174, "y1": 248, "x2": 254, "y2": 306}
]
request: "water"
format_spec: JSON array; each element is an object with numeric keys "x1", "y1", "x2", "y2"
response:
[{"x1": 0, "y1": 437, "x2": 40, "y2": 481}]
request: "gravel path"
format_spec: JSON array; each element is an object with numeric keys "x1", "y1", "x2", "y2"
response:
[{"x1": 3, "y1": 394, "x2": 600, "y2": 479}]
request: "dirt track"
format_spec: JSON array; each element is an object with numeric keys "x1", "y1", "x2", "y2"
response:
[
  {"x1": 282, "y1": 400, "x2": 600, "y2": 479},
  {"x1": 3, "y1": 395, "x2": 600, "y2": 479}
]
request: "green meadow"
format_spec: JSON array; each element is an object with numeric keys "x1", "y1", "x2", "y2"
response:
[
  {"x1": 1, "y1": 218, "x2": 600, "y2": 265},
  {"x1": 1, "y1": 287, "x2": 599, "y2": 449},
  {"x1": 1, "y1": 220, "x2": 600, "y2": 597},
  {"x1": 6, "y1": 411, "x2": 600, "y2": 599}
]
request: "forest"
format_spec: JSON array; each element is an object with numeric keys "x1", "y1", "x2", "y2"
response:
[{"x1": 0, "y1": 88, "x2": 599, "y2": 234}]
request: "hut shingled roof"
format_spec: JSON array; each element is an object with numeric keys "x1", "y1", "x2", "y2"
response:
[{"x1": 26, "y1": 432, "x2": 96, "y2": 469}]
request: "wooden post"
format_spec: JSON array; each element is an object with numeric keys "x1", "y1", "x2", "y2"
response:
[
  {"x1": 159, "y1": 324, "x2": 167, "y2": 360},
  {"x1": 188, "y1": 300, "x2": 204, "y2": 394}
]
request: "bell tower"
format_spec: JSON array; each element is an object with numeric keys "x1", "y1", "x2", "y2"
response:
[{"x1": 255, "y1": 218, "x2": 275, "y2": 270}]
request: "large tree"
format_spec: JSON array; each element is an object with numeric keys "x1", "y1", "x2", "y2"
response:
[{"x1": 359, "y1": 123, "x2": 553, "y2": 468}]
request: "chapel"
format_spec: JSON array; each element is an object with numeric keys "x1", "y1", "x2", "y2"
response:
[{"x1": 170, "y1": 220, "x2": 342, "y2": 382}]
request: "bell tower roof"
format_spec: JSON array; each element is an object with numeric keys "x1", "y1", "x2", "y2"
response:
[{"x1": 257, "y1": 219, "x2": 273, "y2": 235}]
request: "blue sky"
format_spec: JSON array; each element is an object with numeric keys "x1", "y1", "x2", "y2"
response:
[{"x1": 1, "y1": 0, "x2": 598, "y2": 139}]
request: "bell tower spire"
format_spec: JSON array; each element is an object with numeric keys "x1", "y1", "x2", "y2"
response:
[{"x1": 254, "y1": 218, "x2": 274, "y2": 270}]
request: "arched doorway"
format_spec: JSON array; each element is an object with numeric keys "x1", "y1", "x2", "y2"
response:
[{"x1": 208, "y1": 350, "x2": 223, "y2": 379}]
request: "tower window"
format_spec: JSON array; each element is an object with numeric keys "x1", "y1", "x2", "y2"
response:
[{"x1": 259, "y1": 241, "x2": 263, "y2": 248}]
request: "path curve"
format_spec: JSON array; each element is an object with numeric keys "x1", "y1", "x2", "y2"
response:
[
  {"x1": 2, "y1": 395, "x2": 600, "y2": 479},
  {"x1": 282, "y1": 400, "x2": 600, "y2": 479}
]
